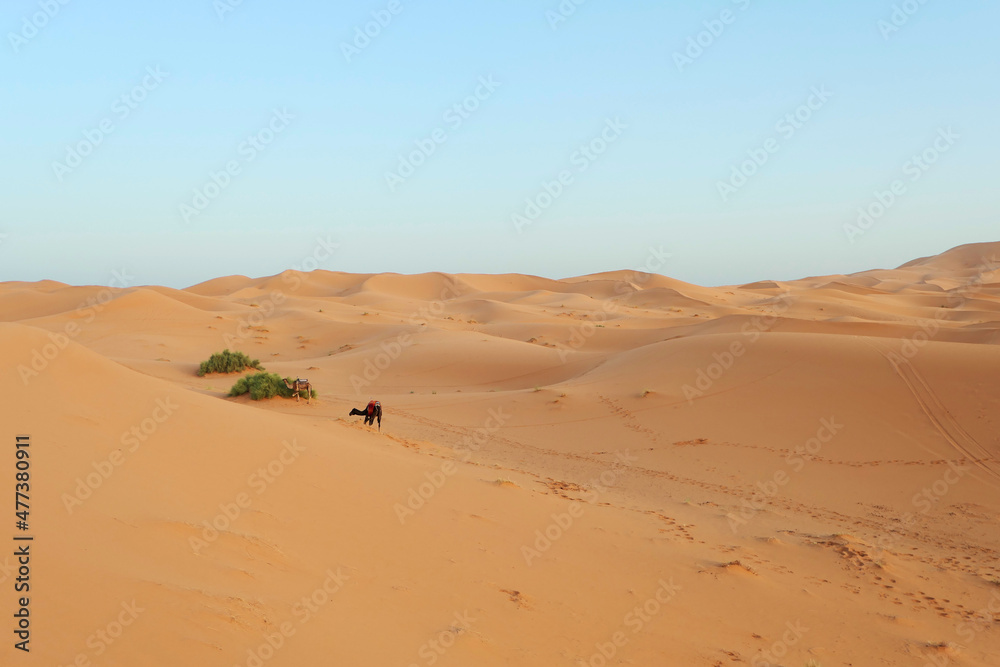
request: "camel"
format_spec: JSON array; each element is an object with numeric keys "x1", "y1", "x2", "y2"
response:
[
  {"x1": 283, "y1": 377, "x2": 311, "y2": 403},
  {"x1": 350, "y1": 399, "x2": 382, "y2": 431}
]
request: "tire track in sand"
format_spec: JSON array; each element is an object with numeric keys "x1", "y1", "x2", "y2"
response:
[{"x1": 864, "y1": 338, "x2": 1000, "y2": 484}]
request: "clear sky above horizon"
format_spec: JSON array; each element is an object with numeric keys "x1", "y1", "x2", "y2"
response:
[{"x1": 2, "y1": 0, "x2": 997, "y2": 289}]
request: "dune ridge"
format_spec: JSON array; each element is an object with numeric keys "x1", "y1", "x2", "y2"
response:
[{"x1": 1, "y1": 242, "x2": 999, "y2": 666}]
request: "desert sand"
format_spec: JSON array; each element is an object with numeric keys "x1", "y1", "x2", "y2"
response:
[{"x1": 2, "y1": 241, "x2": 999, "y2": 666}]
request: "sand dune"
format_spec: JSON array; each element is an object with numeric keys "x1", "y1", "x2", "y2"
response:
[
  {"x1": 2, "y1": 242, "x2": 999, "y2": 666},
  {"x1": 185, "y1": 274, "x2": 257, "y2": 296},
  {"x1": 901, "y1": 241, "x2": 1000, "y2": 272}
]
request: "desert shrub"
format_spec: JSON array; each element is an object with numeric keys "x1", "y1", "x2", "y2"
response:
[
  {"x1": 198, "y1": 349, "x2": 262, "y2": 376},
  {"x1": 229, "y1": 373, "x2": 316, "y2": 401},
  {"x1": 229, "y1": 372, "x2": 280, "y2": 400}
]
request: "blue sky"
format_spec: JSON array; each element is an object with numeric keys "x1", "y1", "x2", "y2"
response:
[{"x1": 1, "y1": 0, "x2": 997, "y2": 288}]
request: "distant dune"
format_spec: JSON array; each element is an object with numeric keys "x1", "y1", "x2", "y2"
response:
[{"x1": 1, "y1": 242, "x2": 999, "y2": 666}]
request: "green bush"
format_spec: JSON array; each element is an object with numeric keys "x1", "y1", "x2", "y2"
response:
[
  {"x1": 198, "y1": 349, "x2": 262, "y2": 376},
  {"x1": 229, "y1": 373, "x2": 317, "y2": 401}
]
